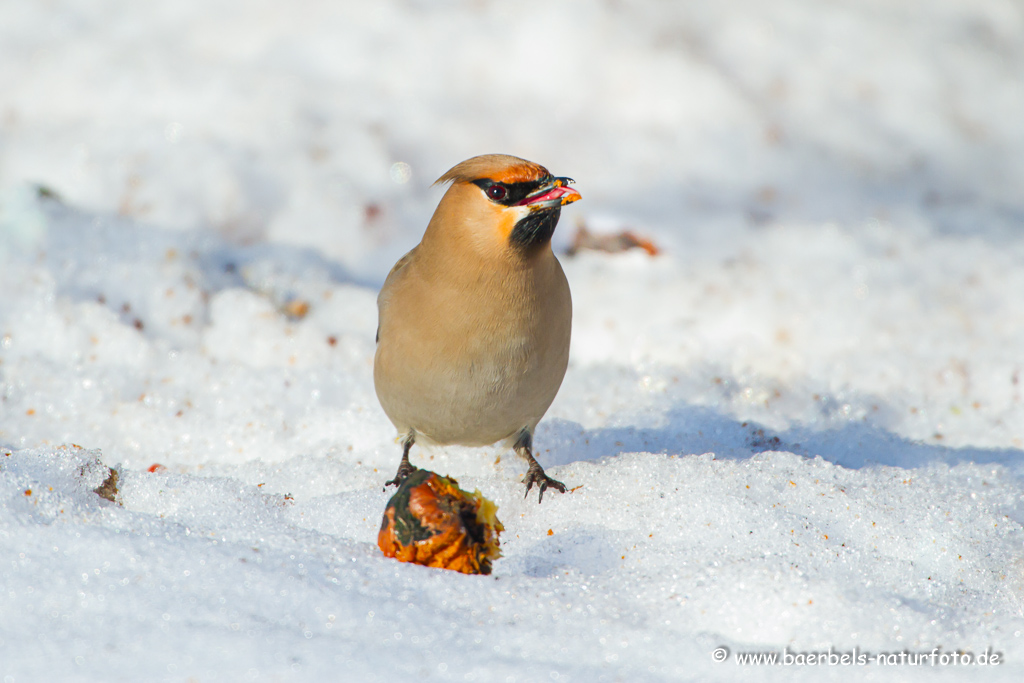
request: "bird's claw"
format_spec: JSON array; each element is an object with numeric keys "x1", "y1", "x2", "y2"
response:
[
  {"x1": 523, "y1": 464, "x2": 566, "y2": 503},
  {"x1": 384, "y1": 463, "x2": 418, "y2": 491}
]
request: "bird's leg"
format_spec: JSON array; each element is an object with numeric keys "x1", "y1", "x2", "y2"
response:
[
  {"x1": 384, "y1": 432, "x2": 417, "y2": 490},
  {"x1": 513, "y1": 429, "x2": 566, "y2": 503}
]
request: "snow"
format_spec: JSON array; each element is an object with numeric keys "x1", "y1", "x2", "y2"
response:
[{"x1": 2, "y1": 0, "x2": 1024, "y2": 680}]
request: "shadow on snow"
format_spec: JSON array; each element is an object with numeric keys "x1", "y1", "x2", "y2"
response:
[{"x1": 537, "y1": 407, "x2": 1023, "y2": 475}]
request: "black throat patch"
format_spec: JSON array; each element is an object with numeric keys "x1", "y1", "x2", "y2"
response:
[{"x1": 510, "y1": 206, "x2": 562, "y2": 251}]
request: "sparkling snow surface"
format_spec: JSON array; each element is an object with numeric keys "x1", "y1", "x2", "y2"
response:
[{"x1": 2, "y1": 1, "x2": 1024, "y2": 681}]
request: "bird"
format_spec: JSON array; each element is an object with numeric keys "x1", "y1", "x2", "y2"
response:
[{"x1": 373, "y1": 154, "x2": 581, "y2": 502}]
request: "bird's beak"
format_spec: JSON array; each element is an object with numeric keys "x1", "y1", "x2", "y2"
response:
[{"x1": 517, "y1": 177, "x2": 581, "y2": 208}]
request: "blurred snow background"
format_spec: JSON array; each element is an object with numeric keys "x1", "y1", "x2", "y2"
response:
[{"x1": 2, "y1": 0, "x2": 1024, "y2": 680}]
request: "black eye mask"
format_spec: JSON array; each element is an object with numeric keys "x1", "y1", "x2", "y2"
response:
[{"x1": 471, "y1": 177, "x2": 552, "y2": 207}]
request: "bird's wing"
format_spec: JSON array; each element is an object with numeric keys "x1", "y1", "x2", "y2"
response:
[{"x1": 376, "y1": 246, "x2": 418, "y2": 344}]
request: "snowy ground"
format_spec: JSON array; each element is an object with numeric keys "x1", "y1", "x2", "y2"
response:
[{"x1": 3, "y1": 0, "x2": 1024, "y2": 681}]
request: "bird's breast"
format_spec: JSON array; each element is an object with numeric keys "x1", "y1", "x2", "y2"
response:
[{"x1": 374, "y1": 254, "x2": 571, "y2": 446}]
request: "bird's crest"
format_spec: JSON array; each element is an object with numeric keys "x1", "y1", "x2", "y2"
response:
[{"x1": 435, "y1": 154, "x2": 551, "y2": 186}]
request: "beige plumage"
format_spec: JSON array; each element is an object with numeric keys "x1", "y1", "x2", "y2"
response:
[{"x1": 374, "y1": 154, "x2": 581, "y2": 502}]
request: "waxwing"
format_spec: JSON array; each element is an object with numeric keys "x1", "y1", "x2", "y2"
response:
[{"x1": 374, "y1": 154, "x2": 580, "y2": 502}]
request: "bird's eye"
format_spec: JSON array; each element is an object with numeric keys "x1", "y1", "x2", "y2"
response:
[{"x1": 486, "y1": 184, "x2": 507, "y2": 201}]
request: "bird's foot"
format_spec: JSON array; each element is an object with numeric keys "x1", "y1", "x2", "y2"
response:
[
  {"x1": 523, "y1": 463, "x2": 566, "y2": 503},
  {"x1": 384, "y1": 462, "x2": 418, "y2": 490}
]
